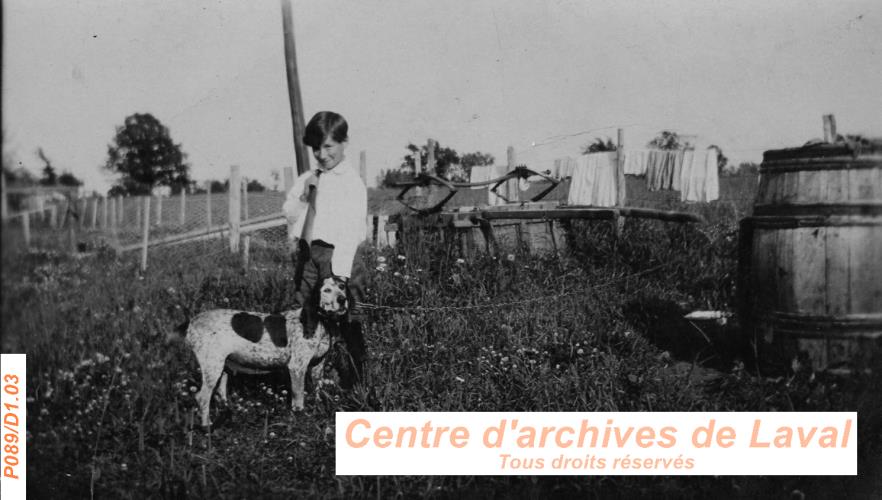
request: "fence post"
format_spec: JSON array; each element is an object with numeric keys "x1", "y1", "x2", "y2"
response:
[
  {"x1": 242, "y1": 235, "x2": 251, "y2": 268},
  {"x1": 359, "y1": 151, "x2": 367, "y2": 184},
  {"x1": 241, "y1": 177, "x2": 249, "y2": 221},
  {"x1": 229, "y1": 165, "x2": 241, "y2": 253},
  {"x1": 179, "y1": 188, "x2": 187, "y2": 226},
  {"x1": 205, "y1": 181, "x2": 212, "y2": 231},
  {"x1": 507, "y1": 146, "x2": 517, "y2": 203},
  {"x1": 140, "y1": 195, "x2": 151, "y2": 272},
  {"x1": 21, "y1": 213, "x2": 30, "y2": 249},
  {"x1": 615, "y1": 128, "x2": 626, "y2": 237},
  {"x1": 427, "y1": 139, "x2": 436, "y2": 176},
  {"x1": 110, "y1": 195, "x2": 119, "y2": 251},
  {"x1": 50, "y1": 205, "x2": 57, "y2": 229},
  {"x1": 117, "y1": 195, "x2": 124, "y2": 226},
  {"x1": 823, "y1": 114, "x2": 837, "y2": 142}
]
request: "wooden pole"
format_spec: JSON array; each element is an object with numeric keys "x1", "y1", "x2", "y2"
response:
[
  {"x1": 179, "y1": 189, "x2": 187, "y2": 226},
  {"x1": 21, "y1": 213, "x2": 30, "y2": 249},
  {"x1": 615, "y1": 128, "x2": 626, "y2": 236},
  {"x1": 50, "y1": 205, "x2": 57, "y2": 229},
  {"x1": 140, "y1": 195, "x2": 150, "y2": 272},
  {"x1": 507, "y1": 146, "x2": 517, "y2": 203},
  {"x1": 427, "y1": 139, "x2": 436, "y2": 176},
  {"x1": 206, "y1": 181, "x2": 212, "y2": 231},
  {"x1": 823, "y1": 114, "x2": 837, "y2": 142},
  {"x1": 359, "y1": 151, "x2": 367, "y2": 184},
  {"x1": 280, "y1": 0, "x2": 310, "y2": 175},
  {"x1": 241, "y1": 177, "x2": 249, "y2": 221},
  {"x1": 110, "y1": 195, "x2": 119, "y2": 250},
  {"x1": 283, "y1": 166, "x2": 295, "y2": 193},
  {"x1": 229, "y1": 165, "x2": 241, "y2": 253},
  {"x1": 117, "y1": 195, "x2": 124, "y2": 226}
]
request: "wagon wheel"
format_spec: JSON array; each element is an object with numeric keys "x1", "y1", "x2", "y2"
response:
[{"x1": 393, "y1": 174, "x2": 458, "y2": 215}]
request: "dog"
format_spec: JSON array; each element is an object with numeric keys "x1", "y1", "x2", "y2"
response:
[{"x1": 177, "y1": 276, "x2": 350, "y2": 428}]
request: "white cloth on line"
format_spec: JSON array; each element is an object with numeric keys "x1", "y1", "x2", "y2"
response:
[{"x1": 566, "y1": 152, "x2": 618, "y2": 207}]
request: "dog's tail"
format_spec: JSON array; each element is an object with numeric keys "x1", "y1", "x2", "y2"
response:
[{"x1": 167, "y1": 320, "x2": 189, "y2": 343}]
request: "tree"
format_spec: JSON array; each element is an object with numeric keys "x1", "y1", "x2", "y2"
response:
[
  {"x1": 399, "y1": 140, "x2": 461, "y2": 179},
  {"x1": 104, "y1": 113, "x2": 191, "y2": 195},
  {"x1": 581, "y1": 137, "x2": 616, "y2": 154},
  {"x1": 460, "y1": 151, "x2": 495, "y2": 178},
  {"x1": 37, "y1": 148, "x2": 58, "y2": 185},
  {"x1": 647, "y1": 130, "x2": 682, "y2": 150},
  {"x1": 247, "y1": 179, "x2": 266, "y2": 192},
  {"x1": 58, "y1": 171, "x2": 83, "y2": 187}
]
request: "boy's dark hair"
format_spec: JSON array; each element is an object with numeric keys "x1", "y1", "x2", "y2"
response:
[{"x1": 303, "y1": 111, "x2": 348, "y2": 149}]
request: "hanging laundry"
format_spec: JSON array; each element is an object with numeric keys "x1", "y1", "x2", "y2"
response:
[
  {"x1": 566, "y1": 152, "x2": 618, "y2": 207},
  {"x1": 671, "y1": 150, "x2": 684, "y2": 191},
  {"x1": 705, "y1": 148, "x2": 720, "y2": 202},
  {"x1": 624, "y1": 150, "x2": 648, "y2": 176}
]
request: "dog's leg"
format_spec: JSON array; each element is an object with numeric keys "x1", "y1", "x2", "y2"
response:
[
  {"x1": 288, "y1": 351, "x2": 312, "y2": 412},
  {"x1": 216, "y1": 371, "x2": 229, "y2": 404},
  {"x1": 195, "y1": 356, "x2": 226, "y2": 428}
]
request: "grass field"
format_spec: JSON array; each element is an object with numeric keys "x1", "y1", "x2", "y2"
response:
[{"x1": 2, "y1": 175, "x2": 881, "y2": 498}]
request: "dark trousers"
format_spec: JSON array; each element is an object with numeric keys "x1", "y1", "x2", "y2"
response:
[{"x1": 291, "y1": 239, "x2": 366, "y2": 388}]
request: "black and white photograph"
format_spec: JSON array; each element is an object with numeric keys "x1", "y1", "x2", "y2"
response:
[{"x1": 1, "y1": 0, "x2": 880, "y2": 497}]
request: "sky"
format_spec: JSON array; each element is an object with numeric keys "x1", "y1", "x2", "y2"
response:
[{"x1": 3, "y1": 0, "x2": 881, "y2": 193}]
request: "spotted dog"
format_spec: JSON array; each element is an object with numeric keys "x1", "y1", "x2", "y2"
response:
[{"x1": 178, "y1": 276, "x2": 350, "y2": 428}]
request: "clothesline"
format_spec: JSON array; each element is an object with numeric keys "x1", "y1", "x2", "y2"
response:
[{"x1": 469, "y1": 147, "x2": 721, "y2": 206}]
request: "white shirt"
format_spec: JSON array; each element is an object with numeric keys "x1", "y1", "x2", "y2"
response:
[{"x1": 283, "y1": 158, "x2": 367, "y2": 277}]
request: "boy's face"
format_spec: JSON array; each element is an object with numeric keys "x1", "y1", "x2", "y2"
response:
[{"x1": 313, "y1": 137, "x2": 346, "y2": 171}]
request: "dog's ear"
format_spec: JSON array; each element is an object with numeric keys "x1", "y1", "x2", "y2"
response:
[{"x1": 300, "y1": 281, "x2": 322, "y2": 338}]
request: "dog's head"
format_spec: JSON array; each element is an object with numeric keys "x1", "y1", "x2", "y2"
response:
[{"x1": 314, "y1": 276, "x2": 350, "y2": 319}]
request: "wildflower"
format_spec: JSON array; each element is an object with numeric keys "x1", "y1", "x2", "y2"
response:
[
  {"x1": 624, "y1": 331, "x2": 632, "y2": 338},
  {"x1": 455, "y1": 376, "x2": 465, "y2": 383},
  {"x1": 376, "y1": 264, "x2": 387, "y2": 272},
  {"x1": 501, "y1": 356, "x2": 509, "y2": 363},
  {"x1": 397, "y1": 255, "x2": 406, "y2": 261},
  {"x1": 269, "y1": 432, "x2": 277, "y2": 439},
  {"x1": 167, "y1": 287, "x2": 176, "y2": 294},
  {"x1": 132, "y1": 305, "x2": 142, "y2": 313},
  {"x1": 120, "y1": 463, "x2": 128, "y2": 471},
  {"x1": 455, "y1": 258, "x2": 465, "y2": 265},
  {"x1": 393, "y1": 272, "x2": 401, "y2": 277},
  {"x1": 377, "y1": 256, "x2": 387, "y2": 263},
  {"x1": 95, "y1": 352, "x2": 110, "y2": 364},
  {"x1": 577, "y1": 348, "x2": 585, "y2": 355},
  {"x1": 190, "y1": 386, "x2": 198, "y2": 393}
]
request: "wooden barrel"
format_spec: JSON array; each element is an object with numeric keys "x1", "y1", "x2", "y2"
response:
[{"x1": 739, "y1": 141, "x2": 882, "y2": 372}]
